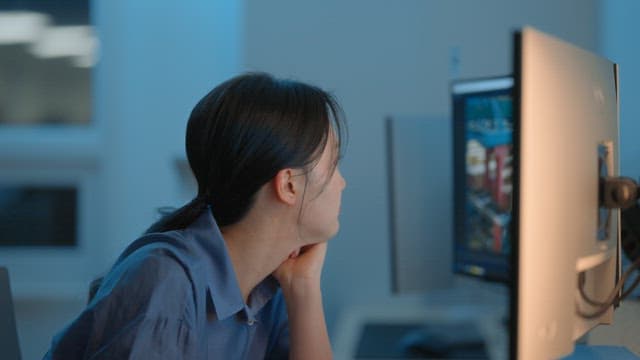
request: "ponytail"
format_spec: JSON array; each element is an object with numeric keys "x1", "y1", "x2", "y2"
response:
[{"x1": 144, "y1": 196, "x2": 210, "y2": 234}]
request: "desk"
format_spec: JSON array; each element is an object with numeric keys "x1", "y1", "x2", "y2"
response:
[
  {"x1": 332, "y1": 298, "x2": 508, "y2": 360},
  {"x1": 562, "y1": 345, "x2": 639, "y2": 359},
  {"x1": 333, "y1": 298, "x2": 640, "y2": 359},
  {"x1": 587, "y1": 299, "x2": 640, "y2": 355}
]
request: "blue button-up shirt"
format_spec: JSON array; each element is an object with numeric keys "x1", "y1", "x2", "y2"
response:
[{"x1": 45, "y1": 209, "x2": 290, "y2": 359}]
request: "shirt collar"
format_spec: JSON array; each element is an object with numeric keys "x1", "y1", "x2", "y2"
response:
[{"x1": 183, "y1": 208, "x2": 279, "y2": 321}]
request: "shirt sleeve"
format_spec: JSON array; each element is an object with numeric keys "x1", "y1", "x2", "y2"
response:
[
  {"x1": 87, "y1": 316, "x2": 196, "y2": 360},
  {"x1": 46, "y1": 250, "x2": 200, "y2": 360}
]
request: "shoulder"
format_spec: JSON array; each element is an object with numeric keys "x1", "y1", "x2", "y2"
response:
[
  {"x1": 95, "y1": 236, "x2": 198, "y2": 321},
  {"x1": 110, "y1": 230, "x2": 196, "y2": 286},
  {"x1": 48, "y1": 241, "x2": 201, "y2": 359}
]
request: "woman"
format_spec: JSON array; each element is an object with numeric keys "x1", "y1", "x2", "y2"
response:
[{"x1": 45, "y1": 73, "x2": 347, "y2": 359}]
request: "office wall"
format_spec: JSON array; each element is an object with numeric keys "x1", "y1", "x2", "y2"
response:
[
  {"x1": 98, "y1": 0, "x2": 244, "y2": 265},
  {"x1": 244, "y1": 0, "x2": 599, "y2": 334},
  {"x1": 13, "y1": 1, "x2": 243, "y2": 359},
  {"x1": 599, "y1": 0, "x2": 640, "y2": 180}
]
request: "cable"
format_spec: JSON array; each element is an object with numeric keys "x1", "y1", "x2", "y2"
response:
[
  {"x1": 577, "y1": 272, "x2": 608, "y2": 307},
  {"x1": 621, "y1": 271, "x2": 640, "y2": 300},
  {"x1": 576, "y1": 255, "x2": 640, "y2": 319},
  {"x1": 576, "y1": 177, "x2": 640, "y2": 319}
]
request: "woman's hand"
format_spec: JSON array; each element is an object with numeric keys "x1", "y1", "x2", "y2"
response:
[
  {"x1": 272, "y1": 242, "x2": 327, "y2": 295},
  {"x1": 272, "y1": 242, "x2": 332, "y2": 360}
]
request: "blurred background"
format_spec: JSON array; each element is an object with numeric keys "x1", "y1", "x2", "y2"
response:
[{"x1": 0, "y1": 0, "x2": 639, "y2": 359}]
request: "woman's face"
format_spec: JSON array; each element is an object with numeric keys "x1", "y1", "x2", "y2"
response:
[{"x1": 297, "y1": 134, "x2": 346, "y2": 244}]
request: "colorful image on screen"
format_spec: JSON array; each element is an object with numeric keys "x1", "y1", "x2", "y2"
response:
[{"x1": 453, "y1": 78, "x2": 513, "y2": 281}]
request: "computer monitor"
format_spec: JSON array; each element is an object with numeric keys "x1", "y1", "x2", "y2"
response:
[
  {"x1": 453, "y1": 27, "x2": 621, "y2": 359},
  {"x1": 510, "y1": 27, "x2": 620, "y2": 359},
  {"x1": 452, "y1": 76, "x2": 514, "y2": 283},
  {"x1": 0, "y1": 267, "x2": 21, "y2": 360}
]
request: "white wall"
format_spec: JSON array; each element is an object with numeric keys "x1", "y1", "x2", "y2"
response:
[{"x1": 244, "y1": 0, "x2": 598, "y2": 334}]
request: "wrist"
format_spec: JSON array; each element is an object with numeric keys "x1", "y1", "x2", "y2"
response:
[{"x1": 281, "y1": 278, "x2": 322, "y2": 303}]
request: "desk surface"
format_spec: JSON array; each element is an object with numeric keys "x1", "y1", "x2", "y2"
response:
[
  {"x1": 564, "y1": 345, "x2": 639, "y2": 359},
  {"x1": 332, "y1": 298, "x2": 508, "y2": 360},
  {"x1": 333, "y1": 298, "x2": 640, "y2": 359}
]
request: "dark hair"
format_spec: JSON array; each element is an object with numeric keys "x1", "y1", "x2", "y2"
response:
[{"x1": 146, "y1": 72, "x2": 346, "y2": 233}]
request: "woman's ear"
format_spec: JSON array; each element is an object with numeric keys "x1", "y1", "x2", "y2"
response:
[{"x1": 273, "y1": 168, "x2": 301, "y2": 206}]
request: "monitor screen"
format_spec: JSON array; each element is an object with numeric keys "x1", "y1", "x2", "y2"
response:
[{"x1": 452, "y1": 76, "x2": 514, "y2": 283}]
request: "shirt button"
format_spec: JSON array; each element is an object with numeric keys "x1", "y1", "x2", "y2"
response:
[{"x1": 247, "y1": 319, "x2": 255, "y2": 326}]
